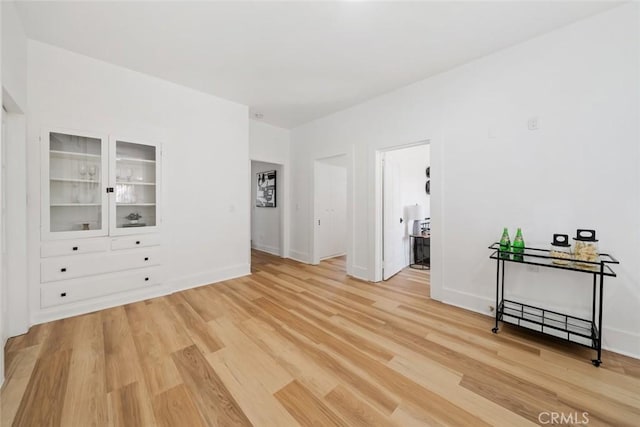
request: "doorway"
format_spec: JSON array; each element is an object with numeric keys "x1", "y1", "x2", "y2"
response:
[
  {"x1": 250, "y1": 161, "x2": 284, "y2": 257},
  {"x1": 380, "y1": 142, "x2": 431, "y2": 281},
  {"x1": 313, "y1": 154, "x2": 348, "y2": 268}
]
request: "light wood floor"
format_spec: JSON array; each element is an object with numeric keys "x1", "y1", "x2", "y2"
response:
[{"x1": 2, "y1": 251, "x2": 640, "y2": 426}]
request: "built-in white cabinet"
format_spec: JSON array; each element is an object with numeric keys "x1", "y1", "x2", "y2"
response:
[
  {"x1": 39, "y1": 127, "x2": 163, "y2": 315},
  {"x1": 42, "y1": 128, "x2": 161, "y2": 239}
]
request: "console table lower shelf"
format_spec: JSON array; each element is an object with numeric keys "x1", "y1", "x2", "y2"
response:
[
  {"x1": 488, "y1": 242, "x2": 619, "y2": 367},
  {"x1": 493, "y1": 299, "x2": 599, "y2": 358}
]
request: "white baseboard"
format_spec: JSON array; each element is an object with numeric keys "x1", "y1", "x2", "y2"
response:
[
  {"x1": 440, "y1": 287, "x2": 640, "y2": 360},
  {"x1": 320, "y1": 252, "x2": 346, "y2": 261},
  {"x1": 350, "y1": 264, "x2": 369, "y2": 281},
  {"x1": 601, "y1": 326, "x2": 640, "y2": 359},
  {"x1": 251, "y1": 243, "x2": 281, "y2": 256},
  {"x1": 168, "y1": 263, "x2": 251, "y2": 293},
  {"x1": 288, "y1": 250, "x2": 310, "y2": 264}
]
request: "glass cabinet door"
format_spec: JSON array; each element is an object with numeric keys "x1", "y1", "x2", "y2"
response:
[
  {"x1": 110, "y1": 138, "x2": 159, "y2": 234},
  {"x1": 44, "y1": 129, "x2": 108, "y2": 238}
]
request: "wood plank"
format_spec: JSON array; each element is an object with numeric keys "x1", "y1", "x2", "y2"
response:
[
  {"x1": 60, "y1": 313, "x2": 108, "y2": 427},
  {"x1": 152, "y1": 384, "x2": 207, "y2": 427},
  {"x1": 206, "y1": 348, "x2": 300, "y2": 426},
  {"x1": 11, "y1": 349, "x2": 72, "y2": 427},
  {"x1": 125, "y1": 302, "x2": 183, "y2": 396},
  {"x1": 0, "y1": 345, "x2": 41, "y2": 426},
  {"x1": 107, "y1": 381, "x2": 157, "y2": 427},
  {"x1": 102, "y1": 306, "x2": 144, "y2": 392},
  {"x1": 171, "y1": 345, "x2": 252, "y2": 426},
  {"x1": 324, "y1": 385, "x2": 397, "y2": 427},
  {"x1": 274, "y1": 380, "x2": 345, "y2": 427}
]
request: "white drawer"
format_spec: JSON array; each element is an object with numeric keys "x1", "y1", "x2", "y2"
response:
[
  {"x1": 41, "y1": 267, "x2": 162, "y2": 308},
  {"x1": 41, "y1": 248, "x2": 161, "y2": 283},
  {"x1": 41, "y1": 238, "x2": 109, "y2": 258},
  {"x1": 111, "y1": 234, "x2": 160, "y2": 251}
]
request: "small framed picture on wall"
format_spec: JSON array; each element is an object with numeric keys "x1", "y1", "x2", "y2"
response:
[{"x1": 256, "y1": 170, "x2": 277, "y2": 207}]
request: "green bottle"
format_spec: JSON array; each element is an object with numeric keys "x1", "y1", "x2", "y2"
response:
[
  {"x1": 512, "y1": 228, "x2": 525, "y2": 261},
  {"x1": 499, "y1": 228, "x2": 510, "y2": 259}
]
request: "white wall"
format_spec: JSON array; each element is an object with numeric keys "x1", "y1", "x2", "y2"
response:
[
  {"x1": 290, "y1": 4, "x2": 640, "y2": 357},
  {"x1": 249, "y1": 119, "x2": 290, "y2": 258},
  {"x1": 1, "y1": 1, "x2": 27, "y2": 110},
  {"x1": 27, "y1": 41, "x2": 250, "y2": 324},
  {"x1": 251, "y1": 161, "x2": 282, "y2": 255}
]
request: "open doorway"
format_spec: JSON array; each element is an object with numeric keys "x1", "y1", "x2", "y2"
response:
[
  {"x1": 250, "y1": 160, "x2": 284, "y2": 257},
  {"x1": 313, "y1": 154, "x2": 348, "y2": 270},
  {"x1": 380, "y1": 142, "x2": 431, "y2": 284}
]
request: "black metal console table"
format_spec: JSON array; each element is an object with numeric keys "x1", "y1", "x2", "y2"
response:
[
  {"x1": 410, "y1": 234, "x2": 430, "y2": 270},
  {"x1": 488, "y1": 243, "x2": 619, "y2": 367}
]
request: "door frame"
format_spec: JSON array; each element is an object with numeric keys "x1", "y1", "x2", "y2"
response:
[
  {"x1": 249, "y1": 159, "x2": 287, "y2": 259},
  {"x1": 375, "y1": 140, "x2": 432, "y2": 282},
  {"x1": 310, "y1": 149, "x2": 354, "y2": 274}
]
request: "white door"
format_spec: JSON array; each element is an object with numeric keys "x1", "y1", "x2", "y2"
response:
[
  {"x1": 383, "y1": 155, "x2": 405, "y2": 280},
  {"x1": 316, "y1": 162, "x2": 347, "y2": 260}
]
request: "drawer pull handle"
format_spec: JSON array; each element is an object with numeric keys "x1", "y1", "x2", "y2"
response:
[
  {"x1": 136, "y1": 241, "x2": 141, "y2": 245},
  {"x1": 72, "y1": 246, "x2": 78, "y2": 251},
  {"x1": 145, "y1": 277, "x2": 149, "y2": 281},
  {"x1": 60, "y1": 292, "x2": 67, "y2": 297},
  {"x1": 144, "y1": 257, "x2": 149, "y2": 261},
  {"x1": 61, "y1": 268, "x2": 67, "y2": 272}
]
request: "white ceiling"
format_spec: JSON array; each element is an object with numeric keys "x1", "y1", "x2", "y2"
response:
[{"x1": 16, "y1": 1, "x2": 620, "y2": 128}]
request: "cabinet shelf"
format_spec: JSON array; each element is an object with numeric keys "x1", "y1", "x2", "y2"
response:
[
  {"x1": 51, "y1": 203, "x2": 101, "y2": 207},
  {"x1": 116, "y1": 181, "x2": 156, "y2": 186},
  {"x1": 51, "y1": 178, "x2": 100, "y2": 184},
  {"x1": 498, "y1": 299, "x2": 596, "y2": 343},
  {"x1": 116, "y1": 203, "x2": 156, "y2": 207},
  {"x1": 488, "y1": 243, "x2": 618, "y2": 277},
  {"x1": 116, "y1": 157, "x2": 156, "y2": 164},
  {"x1": 50, "y1": 150, "x2": 101, "y2": 160}
]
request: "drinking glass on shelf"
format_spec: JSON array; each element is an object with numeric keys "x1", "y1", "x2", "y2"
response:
[
  {"x1": 88, "y1": 165, "x2": 97, "y2": 181},
  {"x1": 79, "y1": 164, "x2": 88, "y2": 179},
  {"x1": 124, "y1": 168, "x2": 132, "y2": 182}
]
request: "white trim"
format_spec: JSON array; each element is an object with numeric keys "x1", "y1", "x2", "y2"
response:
[
  {"x1": 249, "y1": 158, "x2": 287, "y2": 259},
  {"x1": 311, "y1": 148, "x2": 354, "y2": 272},
  {"x1": 288, "y1": 249, "x2": 310, "y2": 264},
  {"x1": 167, "y1": 263, "x2": 250, "y2": 293},
  {"x1": 374, "y1": 140, "x2": 438, "y2": 285},
  {"x1": 320, "y1": 252, "x2": 346, "y2": 261},
  {"x1": 350, "y1": 264, "x2": 369, "y2": 281},
  {"x1": 252, "y1": 243, "x2": 280, "y2": 256}
]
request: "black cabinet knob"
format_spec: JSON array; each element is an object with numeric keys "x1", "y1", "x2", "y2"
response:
[
  {"x1": 144, "y1": 277, "x2": 149, "y2": 281},
  {"x1": 60, "y1": 292, "x2": 67, "y2": 297},
  {"x1": 60, "y1": 268, "x2": 67, "y2": 272},
  {"x1": 72, "y1": 246, "x2": 78, "y2": 251},
  {"x1": 144, "y1": 257, "x2": 149, "y2": 261},
  {"x1": 136, "y1": 241, "x2": 141, "y2": 245}
]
